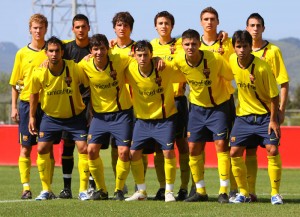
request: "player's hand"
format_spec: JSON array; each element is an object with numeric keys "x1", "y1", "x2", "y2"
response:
[
  {"x1": 11, "y1": 108, "x2": 19, "y2": 123},
  {"x1": 109, "y1": 38, "x2": 117, "y2": 48},
  {"x1": 40, "y1": 59, "x2": 49, "y2": 68},
  {"x1": 28, "y1": 117, "x2": 38, "y2": 135},
  {"x1": 217, "y1": 30, "x2": 228, "y2": 43},
  {"x1": 154, "y1": 57, "x2": 166, "y2": 71},
  {"x1": 269, "y1": 120, "x2": 280, "y2": 138},
  {"x1": 83, "y1": 54, "x2": 94, "y2": 62}
]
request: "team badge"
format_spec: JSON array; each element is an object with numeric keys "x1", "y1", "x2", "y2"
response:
[
  {"x1": 203, "y1": 68, "x2": 210, "y2": 77},
  {"x1": 65, "y1": 76, "x2": 72, "y2": 85},
  {"x1": 155, "y1": 77, "x2": 162, "y2": 86},
  {"x1": 110, "y1": 70, "x2": 117, "y2": 80},
  {"x1": 218, "y1": 47, "x2": 224, "y2": 55},
  {"x1": 22, "y1": 135, "x2": 28, "y2": 142},
  {"x1": 230, "y1": 137, "x2": 236, "y2": 143},
  {"x1": 39, "y1": 132, "x2": 44, "y2": 138},
  {"x1": 170, "y1": 44, "x2": 176, "y2": 54}
]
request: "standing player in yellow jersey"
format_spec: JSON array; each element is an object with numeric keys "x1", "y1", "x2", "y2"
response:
[
  {"x1": 235, "y1": 13, "x2": 289, "y2": 202},
  {"x1": 124, "y1": 40, "x2": 186, "y2": 202},
  {"x1": 28, "y1": 36, "x2": 90, "y2": 201},
  {"x1": 198, "y1": 6, "x2": 237, "y2": 200},
  {"x1": 229, "y1": 30, "x2": 283, "y2": 205},
  {"x1": 9, "y1": 14, "x2": 55, "y2": 199},
  {"x1": 79, "y1": 34, "x2": 133, "y2": 201},
  {"x1": 150, "y1": 11, "x2": 190, "y2": 201},
  {"x1": 174, "y1": 29, "x2": 233, "y2": 203},
  {"x1": 58, "y1": 14, "x2": 96, "y2": 199}
]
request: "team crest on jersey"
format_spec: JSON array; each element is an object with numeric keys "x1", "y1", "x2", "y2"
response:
[
  {"x1": 39, "y1": 132, "x2": 44, "y2": 138},
  {"x1": 64, "y1": 76, "x2": 72, "y2": 86},
  {"x1": 203, "y1": 68, "x2": 210, "y2": 77},
  {"x1": 170, "y1": 44, "x2": 176, "y2": 54},
  {"x1": 22, "y1": 135, "x2": 28, "y2": 141},
  {"x1": 155, "y1": 77, "x2": 162, "y2": 86},
  {"x1": 230, "y1": 137, "x2": 236, "y2": 143},
  {"x1": 218, "y1": 47, "x2": 224, "y2": 55},
  {"x1": 110, "y1": 70, "x2": 117, "y2": 80}
]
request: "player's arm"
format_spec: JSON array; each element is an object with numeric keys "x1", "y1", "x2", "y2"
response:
[
  {"x1": 279, "y1": 82, "x2": 289, "y2": 124},
  {"x1": 28, "y1": 93, "x2": 39, "y2": 135},
  {"x1": 219, "y1": 56, "x2": 234, "y2": 81},
  {"x1": 269, "y1": 94, "x2": 280, "y2": 138},
  {"x1": 11, "y1": 86, "x2": 19, "y2": 123}
]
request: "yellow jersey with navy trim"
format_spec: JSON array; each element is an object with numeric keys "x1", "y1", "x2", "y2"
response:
[
  {"x1": 151, "y1": 37, "x2": 186, "y2": 97},
  {"x1": 125, "y1": 60, "x2": 185, "y2": 119},
  {"x1": 30, "y1": 60, "x2": 88, "y2": 118},
  {"x1": 229, "y1": 54, "x2": 279, "y2": 116},
  {"x1": 78, "y1": 54, "x2": 132, "y2": 113},
  {"x1": 9, "y1": 45, "x2": 47, "y2": 101},
  {"x1": 174, "y1": 50, "x2": 233, "y2": 107},
  {"x1": 252, "y1": 41, "x2": 289, "y2": 85}
]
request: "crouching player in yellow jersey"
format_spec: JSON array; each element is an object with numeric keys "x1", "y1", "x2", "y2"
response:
[
  {"x1": 229, "y1": 30, "x2": 283, "y2": 205},
  {"x1": 124, "y1": 40, "x2": 186, "y2": 202},
  {"x1": 79, "y1": 34, "x2": 133, "y2": 201},
  {"x1": 150, "y1": 11, "x2": 190, "y2": 201},
  {"x1": 174, "y1": 29, "x2": 233, "y2": 203},
  {"x1": 28, "y1": 36, "x2": 90, "y2": 201}
]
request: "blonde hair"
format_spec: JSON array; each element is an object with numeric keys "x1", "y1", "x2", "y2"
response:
[{"x1": 29, "y1": 13, "x2": 48, "y2": 29}]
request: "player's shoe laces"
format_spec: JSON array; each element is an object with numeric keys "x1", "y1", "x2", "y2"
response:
[
  {"x1": 113, "y1": 190, "x2": 125, "y2": 201},
  {"x1": 229, "y1": 193, "x2": 250, "y2": 203},
  {"x1": 184, "y1": 192, "x2": 208, "y2": 202},
  {"x1": 249, "y1": 193, "x2": 258, "y2": 202},
  {"x1": 153, "y1": 188, "x2": 165, "y2": 201},
  {"x1": 218, "y1": 193, "x2": 229, "y2": 203},
  {"x1": 78, "y1": 191, "x2": 90, "y2": 201},
  {"x1": 35, "y1": 191, "x2": 50, "y2": 201},
  {"x1": 176, "y1": 189, "x2": 188, "y2": 201},
  {"x1": 165, "y1": 191, "x2": 176, "y2": 202},
  {"x1": 21, "y1": 190, "x2": 32, "y2": 199},
  {"x1": 271, "y1": 194, "x2": 283, "y2": 205},
  {"x1": 58, "y1": 188, "x2": 72, "y2": 199},
  {"x1": 228, "y1": 190, "x2": 238, "y2": 202},
  {"x1": 188, "y1": 185, "x2": 196, "y2": 197},
  {"x1": 90, "y1": 189, "x2": 109, "y2": 200},
  {"x1": 125, "y1": 190, "x2": 147, "y2": 201}
]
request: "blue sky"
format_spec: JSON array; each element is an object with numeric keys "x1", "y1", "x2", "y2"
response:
[{"x1": 1, "y1": 0, "x2": 300, "y2": 49}]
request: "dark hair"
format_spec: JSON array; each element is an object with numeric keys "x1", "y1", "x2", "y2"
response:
[
  {"x1": 112, "y1": 11, "x2": 134, "y2": 30},
  {"x1": 182, "y1": 29, "x2": 200, "y2": 41},
  {"x1": 200, "y1": 7, "x2": 219, "y2": 21},
  {"x1": 246, "y1": 13, "x2": 265, "y2": 27},
  {"x1": 232, "y1": 30, "x2": 253, "y2": 47},
  {"x1": 154, "y1": 11, "x2": 175, "y2": 27},
  {"x1": 45, "y1": 36, "x2": 64, "y2": 50},
  {"x1": 72, "y1": 14, "x2": 90, "y2": 26},
  {"x1": 89, "y1": 34, "x2": 109, "y2": 50},
  {"x1": 134, "y1": 40, "x2": 153, "y2": 53}
]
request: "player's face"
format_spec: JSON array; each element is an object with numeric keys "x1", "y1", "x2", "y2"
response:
[
  {"x1": 90, "y1": 44, "x2": 108, "y2": 62},
  {"x1": 46, "y1": 43, "x2": 64, "y2": 65},
  {"x1": 155, "y1": 17, "x2": 173, "y2": 37},
  {"x1": 201, "y1": 12, "x2": 219, "y2": 32},
  {"x1": 72, "y1": 20, "x2": 90, "y2": 41},
  {"x1": 182, "y1": 38, "x2": 201, "y2": 57},
  {"x1": 134, "y1": 48, "x2": 153, "y2": 68},
  {"x1": 114, "y1": 21, "x2": 132, "y2": 39},
  {"x1": 234, "y1": 41, "x2": 252, "y2": 61},
  {"x1": 246, "y1": 18, "x2": 265, "y2": 40},
  {"x1": 30, "y1": 21, "x2": 47, "y2": 41}
]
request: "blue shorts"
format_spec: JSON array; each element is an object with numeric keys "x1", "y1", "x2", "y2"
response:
[
  {"x1": 175, "y1": 96, "x2": 188, "y2": 139},
  {"x1": 230, "y1": 114, "x2": 280, "y2": 148},
  {"x1": 131, "y1": 114, "x2": 177, "y2": 151},
  {"x1": 38, "y1": 111, "x2": 88, "y2": 143},
  {"x1": 18, "y1": 101, "x2": 43, "y2": 146},
  {"x1": 187, "y1": 101, "x2": 230, "y2": 143},
  {"x1": 88, "y1": 108, "x2": 133, "y2": 147}
]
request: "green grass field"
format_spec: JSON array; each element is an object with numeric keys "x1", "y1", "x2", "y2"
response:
[{"x1": 1, "y1": 149, "x2": 299, "y2": 217}]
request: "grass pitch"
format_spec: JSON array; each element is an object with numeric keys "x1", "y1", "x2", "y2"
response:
[{"x1": 0, "y1": 149, "x2": 299, "y2": 217}]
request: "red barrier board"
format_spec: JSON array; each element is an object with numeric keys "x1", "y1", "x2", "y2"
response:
[{"x1": 0, "y1": 125, "x2": 299, "y2": 168}]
